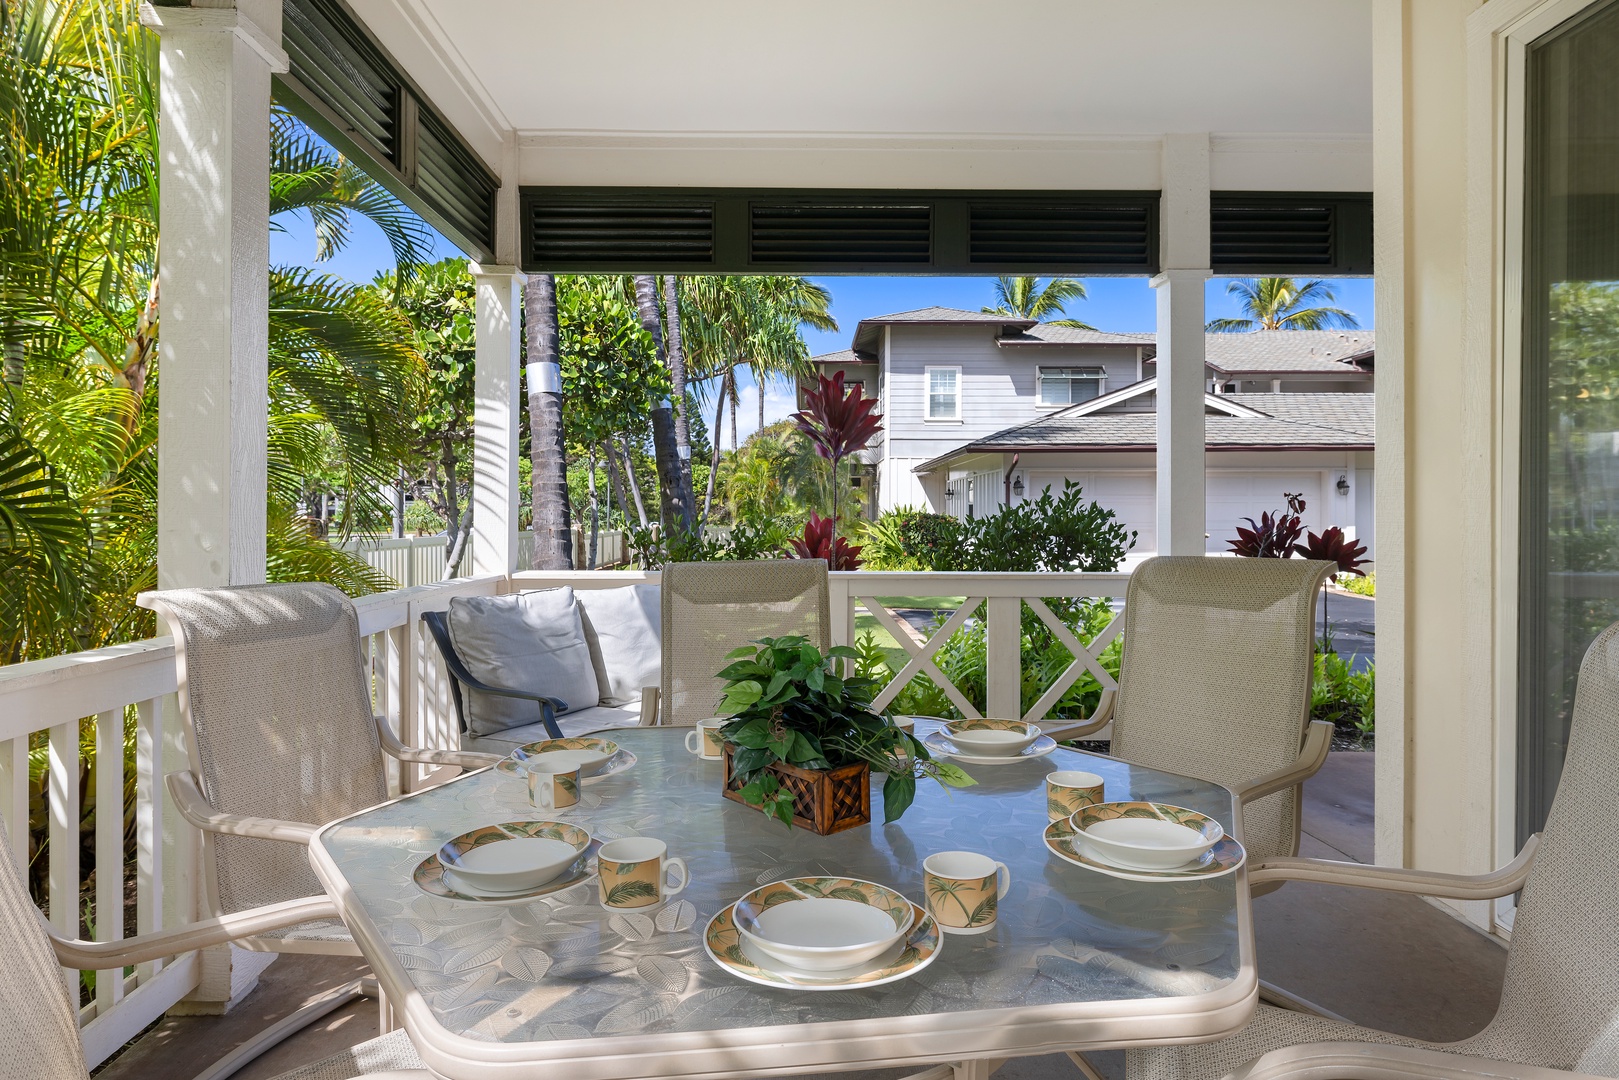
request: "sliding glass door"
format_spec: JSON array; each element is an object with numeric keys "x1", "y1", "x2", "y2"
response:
[{"x1": 1519, "y1": 0, "x2": 1619, "y2": 842}]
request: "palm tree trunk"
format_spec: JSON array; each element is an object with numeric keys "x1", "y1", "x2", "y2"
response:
[
  {"x1": 392, "y1": 464, "x2": 406, "y2": 538},
  {"x1": 663, "y1": 276, "x2": 696, "y2": 514},
  {"x1": 603, "y1": 440, "x2": 630, "y2": 530},
  {"x1": 619, "y1": 437, "x2": 650, "y2": 528},
  {"x1": 633, "y1": 276, "x2": 691, "y2": 534},
  {"x1": 525, "y1": 274, "x2": 572, "y2": 570},
  {"x1": 729, "y1": 373, "x2": 739, "y2": 451},
  {"x1": 586, "y1": 447, "x2": 599, "y2": 570},
  {"x1": 702, "y1": 372, "x2": 730, "y2": 523},
  {"x1": 754, "y1": 361, "x2": 766, "y2": 434}
]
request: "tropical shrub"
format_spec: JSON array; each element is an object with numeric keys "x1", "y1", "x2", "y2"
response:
[
  {"x1": 1338, "y1": 570, "x2": 1375, "y2": 597},
  {"x1": 860, "y1": 508, "x2": 963, "y2": 571},
  {"x1": 1313, "y1": 652, "x2": 1375, "y2": 743},
  {"x1": 789, "y1": 512, "x2": 862, "y2": 570}
]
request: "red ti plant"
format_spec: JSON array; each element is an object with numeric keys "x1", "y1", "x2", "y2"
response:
[
  {"x1": 790, "y1": 512, "x2": 863, "y2": 570},
  {"x1": 1228, "y1": 493, "x2": 1308, "y2": 558},
  {"x1": 791, "y1": 371, "x2": 884, "y2": 550},
  {"x1": 1294, "y1": 526, "x2": 1369, "y2": 577}
]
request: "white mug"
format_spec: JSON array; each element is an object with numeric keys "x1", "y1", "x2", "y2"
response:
[
  {"x1": 524, "y1": 759, "x2": 581, "y2": 812},
  {"x1": 923, "y1": 850, "x2": 1012, "y2": 935},
  {"x1": 685, "y1": 718, "x2": 728, "y2": 759},
  {"x1": 598, "y1": 837, "x2": 689, "y2": 909}
]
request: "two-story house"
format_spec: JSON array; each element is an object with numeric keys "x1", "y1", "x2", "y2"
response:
[{"x1": 809, "y1": 307, "x2": 1374, "y2": 559}]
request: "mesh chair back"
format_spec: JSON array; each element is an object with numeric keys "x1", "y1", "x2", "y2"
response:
[
  {"x1": 661, "y1": 560, "x2": 831, "y2": 726},
  {"x1": 1469, "y1": 621, "x2": 1619, "y2": 1073},
  {"x1": 146, "y1": 583, "x2": 388, "y2": 915},
  {"x1": 1111, "y1": 556, "x2": 1330, "y2": 860},
  {"x1": 0, "y1": 821, "x2": 87, "y2": 1080}
]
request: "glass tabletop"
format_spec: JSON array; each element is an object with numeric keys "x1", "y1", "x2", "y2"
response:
[{"x1": 313, "y1": 725, "x2": 1249, "y2": 1061}]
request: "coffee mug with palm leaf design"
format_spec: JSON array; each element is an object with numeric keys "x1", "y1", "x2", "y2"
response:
[
  {"x1": 523, "y1": 759, "x2": 581, "y2": 812},
  {"x1": 922, "y1": 851, "x2": 1011, "y2": 935},
  {"x1": 597, "y1": 837, "x2": 689, "y2": 910}
]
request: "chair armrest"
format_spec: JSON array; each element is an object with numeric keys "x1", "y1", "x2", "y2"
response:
[
  {"x1": 1232, "y1": 720, "x2": 1333, "y2": 804},
  {"x1": 1039, "y1": 688, "x2": 1115, "y2": 742},
  {"x1": 373, "y1": 716, "x2": 501, "y2": 770},
  {"x1": 46, "y1": 894, "x2": 340, "y2": 969},
  {"x1": 639, "y1": 687, "x2": 659, "y2": 726},
  {"x1": 1241, "y1": 1039, "x2": 1609, "y2": 1080},
  {"x1": 1248, "y1": 833, "x2": 1541, "y2": 899},
  {"x1": 164, "y1": 771, "x2": 318, "y2": 845}
]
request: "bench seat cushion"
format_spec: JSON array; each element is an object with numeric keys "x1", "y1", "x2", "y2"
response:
[{"x1": 461, "y1": 701, "x2": 645, "y2": 753}]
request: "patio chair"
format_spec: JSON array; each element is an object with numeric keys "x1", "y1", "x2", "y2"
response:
[
  {"x1": 0, "y1": 820, "x2": 428, "y2": 1080},
  {"x1": 1045, "y1": 556, "x2": 1336, "y2": 863},
  {"x1": 138, "y1": 583, "x2": 498, "y2": 1073},
  {"x1": 649, "y1": 559, "x2": 831, "y2": 726},
  {"x1": 1095, "y1": 617, "x2": 1619, "y2": 1080}
]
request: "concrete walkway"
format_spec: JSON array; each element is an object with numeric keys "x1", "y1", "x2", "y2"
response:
[{"x1": 96, "y1": 752, "x2": 1506, "y2": 1080}]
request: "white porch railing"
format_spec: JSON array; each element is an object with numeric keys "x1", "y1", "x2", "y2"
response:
[
  {"x1": 0, "y1": 567, "x2": 1125, "y2": 1066},
  {"x1": 340, "y1": 527, "x2": 632, "y2": 587}
]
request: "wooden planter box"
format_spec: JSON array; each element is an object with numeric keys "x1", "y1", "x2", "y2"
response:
[{"x1": 721, "y1": 742, "x2": 871, "y2": 835}]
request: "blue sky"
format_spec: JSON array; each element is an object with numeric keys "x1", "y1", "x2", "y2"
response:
[{"x1": 272, "y1": 209, "x2": 1374, "y2": 442}]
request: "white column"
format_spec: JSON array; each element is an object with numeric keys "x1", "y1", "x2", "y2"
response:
[
  {"x1": 1152, "y1": 134, "x2": 1212, "y2": 556},
  {"x1": 469, "y1": 264, "x2": 524, "y2": 578},
  {"x1": 140, "y1": 0, "x2": 285, "y2": 1013},
  {"x1": 144, "y1": 2, "x2": 284, "y2": 589}
]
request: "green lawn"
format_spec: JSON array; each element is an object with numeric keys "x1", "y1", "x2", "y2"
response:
[{"x1": 851, "y1": 595, "x2": 966, "y2": 671}]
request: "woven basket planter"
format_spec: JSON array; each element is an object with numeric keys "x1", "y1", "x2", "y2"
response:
[{"x1": 721, "y1": 742, "x2": 871, "y2": 835}]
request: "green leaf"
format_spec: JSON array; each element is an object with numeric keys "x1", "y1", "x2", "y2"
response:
[
  {"x1": 605, "y1": 879, "x2": 659, "y2": 905},
  {"x1": 966, "y1": 894, "x2": 999, "y2": 926},
  {"x1": 730, "y1": 718, "x2": 772, "y2": 749},
  {"x1": 826, "y1": 646, "x2": 861, "y2": 660},
  {"x1": 934, "y1": 762, "x2": 976, "y2": 788},
  {"x1": 805, "y1": 666, "x2": 825, "y2": 692},
  {"x1": 882, "y1": 773, "x2": 917, "y2": 823}
]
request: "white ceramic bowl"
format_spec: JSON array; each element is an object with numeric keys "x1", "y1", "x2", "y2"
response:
[
  {"x1": 438, "y1": 821, "x2": 592, "y2": 894},
  {"x1": 732, "y1": 878, "x2": 915, "y2": 972},
  {"x1": 1072, "y1": 802, "x2": 1223, "y2": 871},
  {"x1": 942, "y1": 719, "x2": 1042, "y2": 757},
  {"x1": 510, "y1": 737, "x2": 619, "y2": 775}
]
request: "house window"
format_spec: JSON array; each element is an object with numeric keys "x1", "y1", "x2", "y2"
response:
[
  {"x1": 926, "y1": 366, "x2": 960, "y2": 420},
  {"x1": 1038, "y1": 366, "x2": 1106, "y2": 406}
]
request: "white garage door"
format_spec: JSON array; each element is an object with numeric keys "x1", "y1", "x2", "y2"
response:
[
  {"x1": 1205, "y1": 472, "x2": 1324, "y2": 553},
  {"x1": 1029, "y1": 471, "x2": 1157, "y2": 557}
]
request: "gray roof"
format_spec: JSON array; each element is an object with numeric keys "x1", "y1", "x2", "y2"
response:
[
  {"x1": 918, "y1": 391, "x2": 1374, "y2": 469},
  {"x1": 1157, "y1": 330, "x2": 1375, "y2": 374},
  {"x1": 852, "y1": 307, "x2": 1036, "y2": 354},
  {"x1": 809, "y1": 348, "x2": 864, "y2": 366},
  {"x1": 997, "y1": 325, "x2": 1156, "y2": 347}
]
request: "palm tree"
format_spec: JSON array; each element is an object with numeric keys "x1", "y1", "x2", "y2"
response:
[
  {"x1": 525, "y1": 273, "x2": 571, "y2": 569},
  {"x1": 1206, "y1": 277, "x2": 1360, "y2": 332},
  {"x1": 633, "y1": 275, "x2": 691, "y2": 535},
  {"x1": 982, "y1": 276, "x2": 1094, "y2": 328},
  {"x1": 680, "y1": 276, "x2": 837, "y2": 521}
]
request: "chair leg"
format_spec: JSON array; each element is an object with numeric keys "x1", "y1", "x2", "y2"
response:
[
  {"x1": 1067, "y1": 1051, "x2": 1109, "y2": 1080},
  {"x1": 189, "y1": 977, "x2": 369, "y2": 1080}
]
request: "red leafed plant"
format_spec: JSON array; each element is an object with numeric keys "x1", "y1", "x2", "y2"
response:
[
  {"x1": 790, "y1": 513, "x2": 863, "y2": 570},
  {"x1": 1227, "y1": 493, "x2": 1308, "y2": 558},
  {"x1": 1294, "y1": 526, "x2": 1368, "y2": 577},
  {"x1": 791, "y1": 371, "x2": 884, "y2": 551}
]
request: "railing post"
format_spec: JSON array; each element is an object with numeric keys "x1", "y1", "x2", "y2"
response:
[
  {"x1": 828, "y1": 573, "x2": 853, "y2": 647},
  {"x1": 985, "y1": 597, "x2": 1022, "y2": 719}
]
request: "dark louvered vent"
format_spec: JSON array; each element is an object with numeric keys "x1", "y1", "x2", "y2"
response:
[
  {"x1": 1211, "y1": 204, "x2": 1335, "y2": 269},
  {"x1": 527, "y1": 201, "x2": 715, "y2": 269},
  {"x1": 969, "y1": 202, "x2": 1152, "y2": 268},
  {"x1": 283, "y1": 0, "x2": 400, "y2": 163},
  {"x1": 749, "y1": 203, "x2": 932, "y2": 265},
  {"x1": 415, "y1": 109, "x2": 496, "y2": 254}
]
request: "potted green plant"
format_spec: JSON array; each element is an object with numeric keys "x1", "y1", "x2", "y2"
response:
[{"x1": 715, "y1": 635, "x2": 974, "y2": 833}]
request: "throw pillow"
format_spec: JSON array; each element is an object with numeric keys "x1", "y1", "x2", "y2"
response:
[
  {"x1": 577, "y1": 584, "x2": 661, "y2": 706},
  {"x1": 446, "y1": 588, "x2": 599, "y2": 736}
]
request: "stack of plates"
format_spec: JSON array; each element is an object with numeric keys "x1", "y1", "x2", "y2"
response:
[
  {"x1": 1044, "y1": 802, "x2": 1245, "y2": 883},
  {"x1": 703, "y1": 876, "x2": 941, "y2": 990}
]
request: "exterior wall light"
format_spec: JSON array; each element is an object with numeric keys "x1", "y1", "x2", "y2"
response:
[
  {"x1": 1012, "y1": 476, "x2": 1024, "y2": 497},
  {"x1": 1337, "y1": 474, "x2": 1350, "y2": 495}
]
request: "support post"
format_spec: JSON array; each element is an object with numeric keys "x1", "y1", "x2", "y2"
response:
[
  {"x1": 469, "y1": 264, "x2": 524, "y2": 578},
  {"x1": 1152, "y1": 133, "x2": 1212, "y2": 556},
  {"x1": 140, "y1": 0, "x2": 286, "y2": 1013}
]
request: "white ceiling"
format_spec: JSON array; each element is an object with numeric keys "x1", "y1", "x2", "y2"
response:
[{"x1": 354, "y1": 0, "x2": 1372, "y2": 193}]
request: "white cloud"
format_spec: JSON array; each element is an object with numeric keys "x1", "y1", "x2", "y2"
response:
[{"x1": 725, "y1": 377, "x2": 800, "y2": 445}]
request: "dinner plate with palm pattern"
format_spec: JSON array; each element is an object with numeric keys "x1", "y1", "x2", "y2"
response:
[
  {"x1": 1043, "y1": 815, "x2": 1245, "y2": 883},
  {"x1": 704, "y1": 899, "x2": 941, "y2": 990}
]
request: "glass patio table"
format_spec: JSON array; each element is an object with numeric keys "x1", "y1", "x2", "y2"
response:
[{"x1": 309, "y1": 724, "x2": 1256, "y2": 1080}]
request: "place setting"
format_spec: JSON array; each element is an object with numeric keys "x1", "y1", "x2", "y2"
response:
[
  {"x1": 920, "y1": 718, "x2": 1058, "y2": 766},
  {"x1": 1040, "y1": 770, "x2": 1246, "y2": 883},
  {"x1": 493, "y1": 736, "x2": 637, "y2": 784}
]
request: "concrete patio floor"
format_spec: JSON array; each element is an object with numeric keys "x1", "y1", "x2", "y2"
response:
[{"x1": 95, "y1": 752, "x2": 1507, "y2": 1080}]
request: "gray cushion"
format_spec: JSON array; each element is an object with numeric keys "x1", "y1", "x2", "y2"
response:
[
  {"x1": 462, "y1": 702, "x2": 644, "y2": 753},
  {"x1": 447, "y1": 588, "x2": 599, "y2": 736},
  {"x1": 577, "y1": 584, "x2": 662, "y2": 706}
]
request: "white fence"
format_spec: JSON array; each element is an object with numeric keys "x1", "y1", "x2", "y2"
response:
[
  {"x1": 340, "y1": 527, "x2": 631, "y2": 586},
  {"x1": 0, "y1": 567, "x2": 1126, "y2": 1066}
]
